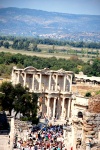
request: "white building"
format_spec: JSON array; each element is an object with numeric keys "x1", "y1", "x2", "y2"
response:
[{"x1": 11, "y1": 66, "x2": 74, "y2": 121}]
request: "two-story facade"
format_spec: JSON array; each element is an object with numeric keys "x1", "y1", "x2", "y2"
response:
[{"x1": 11, "y1": 66, "x2": 74, "y2": 121}]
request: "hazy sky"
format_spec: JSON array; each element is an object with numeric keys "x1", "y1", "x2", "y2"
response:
[{"x1": 0, "y1": 0, "x2": 100, "y2": 15}]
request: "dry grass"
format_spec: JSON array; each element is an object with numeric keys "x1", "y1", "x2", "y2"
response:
[
  {"x1": 38, "y1": 44, "x2": 100, "y2": 51},
  {"x1": 0, "y1": 78, "x2": 10, "y2": 85},
  {"x1": 72, "y1": 83, "x2": 100, "y2": 96},
  {"x1": 0, "y1": 47, "x2": 71, "y2": 59},
  {"x1": 0, "y1": 47, "x2": 92, "y2": 62}
]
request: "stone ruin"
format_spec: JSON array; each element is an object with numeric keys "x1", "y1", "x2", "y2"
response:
[
  {"x1": 88, "y1": 94, "x2": 100, "y2": 113},
  {"x1": 82, "y1": 94, "x2": 100, "y2": 150}
]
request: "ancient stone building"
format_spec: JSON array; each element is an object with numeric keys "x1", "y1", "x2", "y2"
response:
[
  {"x1": 72, "y1": 95, "x2": 88, "y2": 118},
  {"x1": 70, "y1": 94, "x2": 100, "y2": 150},
  {"x1": 81, "y1": 94, "x2": 100, "y2": 150},
  {"x1": 11, "y1": 66, "x2": 74, "y2": 121},
  {"x1": 75, "y1": 72, "x2": 100, "y2": 85}
]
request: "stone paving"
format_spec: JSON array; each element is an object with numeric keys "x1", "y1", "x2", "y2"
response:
[
  {"x1": 0, "y1": 117, "x2": 15, "y2": 150},
  {"x1": 0, "y1": 135, "x2": 10, "y2": 150}
]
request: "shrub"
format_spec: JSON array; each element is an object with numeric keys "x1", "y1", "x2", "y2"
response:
[{"x1": 85, "y1": 92, "x2": 91, "y2": 97}]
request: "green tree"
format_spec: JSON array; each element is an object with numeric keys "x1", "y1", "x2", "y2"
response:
[
  {"x1": 96, "y1": 49, "x2": 99, "y2": 57},
  {"x1": 92, "y1": 58, "x2": 100, "y2": 76},
  {"x1": 18, "y1": 41, "x2": 24, "y2": 49},
  {"x1": 82, "y1": 65, "x2": 93, "y2": 76},
  {"x1": 85, "y1": 92, "x2": 91, "y2": 97},
  {"x1": 0, "y1": 82, "x2": 15, "y2": 115},
  {"x1": 20, "y1": 93, "x2": 31, "y2": 116},
  {"x1": 3, "y1": 42, "x2": 10, "y2": 49},
  {"x1": 13, "y1": 83, "x2": 26, "y2": 117},
  {"x1": 81, "y1": 48, "x2": 85, "y2": 57},
  {"x1": 12, "y1": 40, "x2": 18, "y2": 49},
  {"x1": 24, "y1": 41, "x2": 30, "y2": 50},
  {"x1": 32, "y1": 43, "x2": 38, "y2": 51},
  {"x1": 0, "y1": 40, "x2": 4, "y2": 47},
  {"x1": 0, "y1": 82, "x2": 39, "y2": 123},
  {"x1": 52, "y1": 45, "x2": 55, "y2": 51},
  {"x1": 13, "y1": 83, "x2": 39, "y2": 123},
  {"x1": 30, "y1": 93, "x2": 39, "y2": 124}
]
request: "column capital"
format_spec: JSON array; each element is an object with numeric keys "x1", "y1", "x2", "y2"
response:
[
  {"x1": 62, "y1": 96, "x2": 66, "y2": 99},
  {"x1": 47, "y1": 95, "x2": 51, "y2": 99}
]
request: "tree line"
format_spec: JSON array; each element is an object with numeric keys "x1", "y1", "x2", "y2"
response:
[
  {"x1": 0, "y1": 52, "x2": 100, "y2": 77},
  {"x1": 0, "y1": 35, "x2": 100, "y2": 49}
]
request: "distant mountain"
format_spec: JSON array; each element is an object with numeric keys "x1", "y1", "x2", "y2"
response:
[{"x1": 0, "y1": 7, "x2": 100, "y2": 41}]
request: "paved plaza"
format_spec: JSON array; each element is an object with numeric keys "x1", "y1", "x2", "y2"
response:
[{"x1": 0, "y1": 135, "x2": 10, "y2": 150}]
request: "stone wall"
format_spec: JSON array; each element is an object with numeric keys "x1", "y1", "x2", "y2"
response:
[
  {"x1": 88, "y1": 94, "x2": 100, "y2": 113},
  {"x1": 82, "y1": 111, "x2": 100, "y2": 150}
]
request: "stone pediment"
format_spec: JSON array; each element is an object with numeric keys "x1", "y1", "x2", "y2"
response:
[
  {"x1": 43, "y1": 68, "x2": 50, "y2": 71},
  {"x1": 24, "y1": 66, "x2": 37, "y2": 72},
  {"x1": 58, "y1": 68, "x2": 65, "y2": 74},
  {"x1": 41, "y1": 68, "x2": 50, "y2": 74}
]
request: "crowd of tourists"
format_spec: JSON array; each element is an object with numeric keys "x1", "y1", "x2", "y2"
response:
[{"x1": 13, "y1": 124, "x2": 68, "y2": 150}]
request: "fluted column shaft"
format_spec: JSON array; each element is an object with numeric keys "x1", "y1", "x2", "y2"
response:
[
  {"x1": 17, "y1": 71, "x2": 20, "y2": 84},
  {"x1": 47, "y1": 97, "x2": 50, "y2": 117},
  {"x1": 39, "y1": 73, "x2": 42, "y2": 91},
  {"x1": 24, "y1": 73, "x2": 26, "y2": 87},
  {"x1": 55, "y1": 75, "x2": 58, "y2": 91},
  {"x1": 52, "y1": 98, "x2": 56, "y2": 119},
  {"x1": 32, "y1": 74, "x2": 35, "y2": 91},
  {"x1": 67, "y1": 98, "x2": 71, "y2": 118},
  {"x1": 49, "y1": 74, "x2": 52, "y2": 90},
  {"x1": 63, "y1": 75, "x2": 66, "y2": 91},
  {"x1": 61, "y1": 97, "x2": 65, "y2": 119}
]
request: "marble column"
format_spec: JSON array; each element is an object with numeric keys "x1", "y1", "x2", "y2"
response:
[
  {"x1": 42, "y1": 97, "x2": 46, "y2": 118},
  {"x1": 17, "y1": 71, "x2": 20, "y2": 84},
  {"x1": 70, "y1": 75, "x2": 72, "y2": 92},
  {"x1": 47, "y1": 97, "x2": 50, "y2": 118},
  {"x1": 32, "y1": 74, "x2": 35, "y2": 91},
  {"x1": 24, "y1": 72, "x2": 26, "y2": 87},
  {"x1": 61, "y1": 97, "x2": 65, "y2": 120},
  {"x1": 57, "y1": 98, "x2": 60, "y2": 119},
  {"x1": 55, "y1": 74, "x2": 58, "y2": 91},
  {"x1": 72, "y1": 123, "x2": 76, "y2": 150},
  {"x1": 63, "y1": 75, "x2": 66, "y2": 91},
  {"x1": 67, "y1": 98, "x2": 71, "y2": 118},
  {"x1": 39, "y1": 73, "x2": 42, "y2": 91},
  {"x1": 52, "y1": 98, "x2": 56, "y2": 120},
  {"x1": 49, "y1": 74, "x2": 52, "y2": 90},
  {"x1": 10, "y1": 117, "x2": 15, "y2": 150},
  {"x1": 11, "y1": 69, "x2": 14, "y2": 81}
]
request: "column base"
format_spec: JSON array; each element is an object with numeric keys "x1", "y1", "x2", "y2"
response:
[
  {"x1": 60, "y1": 115, "x2": 65, "y2": 120},
  {"x1": 52, "y1": 117, "x2": 56, "y2": 121}
]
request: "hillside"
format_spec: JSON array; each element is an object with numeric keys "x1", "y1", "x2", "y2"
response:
[{"x1": 0, "y1": 7, "x2": 100, "y2": 41}]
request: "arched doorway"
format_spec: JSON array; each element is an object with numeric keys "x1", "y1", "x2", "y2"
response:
[{"x1": 77, "y1": 111, "x2": 83, "y2": 118}]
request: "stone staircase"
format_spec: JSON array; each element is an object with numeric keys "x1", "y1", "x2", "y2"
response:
[{"x1": 40, "y1": 118, "x2": 66, "y2": 125}]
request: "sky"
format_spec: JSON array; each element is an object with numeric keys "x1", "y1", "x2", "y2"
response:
[{"x1": 0, "y1": 0, "x2": 100, "y2": 15}]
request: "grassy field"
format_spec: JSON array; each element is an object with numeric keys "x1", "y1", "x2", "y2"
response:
[
  {"x1": 38, "y1": 44, "x2": 99, "y2": 52},
  {"x1": 0, "y1": 47, "x2": 70, "y2": 59},
  {"x1": 0, "y1": 45, "x2": 99, "y2": 62}
]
